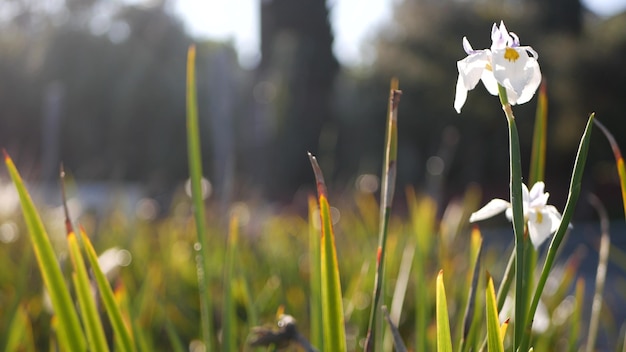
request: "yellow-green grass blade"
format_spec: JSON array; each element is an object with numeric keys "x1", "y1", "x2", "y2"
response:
[
  {"x1": 67, "y1": 232, "x2": 109, "y2": 352},
  {"x1": 308, "y1": 195, "x2": 323, "y2": 350},
  {"x1": 436, "y1": 270, "x2": 453, "y2": 352},
  {"x1": 5, "y1": 305, "x2": 35, "y2": 352},
  {"x1": 222, "y1": 215, "x2": 239, "y2": 351},
  {"x1": 485, "y1": 273, "x2": 505, "y2": 352},
  {"x1": 308, "y1": 153, "x2": 347, "y2": 352},
  {"x1": 80, "y1": 228, "x2": 136, "y2": 352},
  {"x1": 593, "y1": 118, "x2": 626, "y2": 218},
  {"x1": 3, "y1": 151, "x2": 86, "y2": 351},
  {"x1": 365, "y1": 79, "x2": 401, "y2": 352},
  {"x1": 186, "y1": 44, "x2": 214, "y2": 351},
  {"x1": 522, "y1": 113, "x2": 595, "y2": 352},
  {"x1": 408, "y1": 189, "x2": 436, "y2": 352},
  {"x1": 459, "y1": 227, "x2": 482, "y2": 352}
]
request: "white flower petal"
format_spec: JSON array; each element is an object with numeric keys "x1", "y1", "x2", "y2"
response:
[
  {"x1": 515, "y1": 57, "x2": 542, "y2": 105},
  {"x1": 457, "y1": 51, "x2": 492, "y2": 90},
  {"x1": 492, "y1": 47, "x2": 541, "y2": 105},
  {"x1": 481, "y1": 69, "x2": 499, "y2": 95},
  {"x1": 454, "y1": 75, "x2": 468, "y2": 113},
  {"x1": 529, "y1": 182, "x2": 545, "y2": 200},
  {"x1": 521, "y1": 183, "x2": 530, "y2": 205},
  {"x1": 469, "y1": 198, "x2": 510, "y2": 222},
  {"x1": 527, "y1": 209, "x2": 556, "y2": 248}
]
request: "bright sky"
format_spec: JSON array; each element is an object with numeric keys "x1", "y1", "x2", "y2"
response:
[{"x1": 171, "y1": 0, "x2": 626, "y2": 68}]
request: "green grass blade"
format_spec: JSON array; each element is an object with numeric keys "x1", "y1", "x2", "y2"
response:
[
  {"x1": 80, "y1": 228, "x2": 136, "y2": 352},
  {"x1": 569, "y1": 278, "x2": 584, "y2": 352},
  {"x1": 585, "y1": 194, "x2": 610, "y2": 352},
  {"x1": 165, "y1": 318, "x2": 187, "y2": 352},
  {"x1": 67, "y1": 232, "x2": 109, "y2": 352},
  {"x1": 308, "y1": 153, "x2": 347, "y2": 352},
  {"x1": 485, "y1": 273, "x2": 505, "y2": 352},
  {"x1": 308, "y1": 195, "x2": 323, "y2": 351},
  {"x1": 365, "y1": 78, "x2": 401, "y2": 352},
  {"x1": 408, "y1": 190, "x2": 437, "y2": 352},
  {"x1": 460, "y1": 227, "x2": 482, "y2": 352},
  {"x1": 382, "y1": 305, "x2": 407, "y2": 352},
  {"x1": 5, "y1": 305, "x2": 35, "y2": 352},
  {"x1": 3, "y1": 151, "x2": 86, "y2": 351},
  {"x1": 529, "y1": 81, "x2": 548, "y2": 186},
  {"x1": 522, "y1": 113, "x2": 595, "y2": 352},
  {"x1": 223, "y1": 215, "x2": 239, "y2": 351},
  {"x1": 186, "y1": 44, "x2": 214, "y2": 351},
  {"x1": 436, "y1": 270, "x2": 453, "y2": 352},
  {"x1": 593, "y1": 118, "x2": 626, "y2": 217}
]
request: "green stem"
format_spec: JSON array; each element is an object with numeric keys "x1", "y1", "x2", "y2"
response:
[{"x1": 498, "y1": 85, "x2": 526, "y2": 351}]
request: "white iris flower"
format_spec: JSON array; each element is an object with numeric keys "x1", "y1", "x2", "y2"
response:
[
  {"x1": 469, "y1": 182, "x2": 563, "y2": 249},
  {"x1": 454, "y1": 21, "x2": 542, "y2": 113}
]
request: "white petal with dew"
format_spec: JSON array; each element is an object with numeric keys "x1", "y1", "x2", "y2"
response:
[{"x1": 469, "y1": 198, "x2": 510, "y2": 222}]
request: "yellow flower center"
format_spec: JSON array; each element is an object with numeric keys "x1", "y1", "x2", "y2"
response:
[
  {"x1": 535, "y1": 211, "x2": 543, "y2": 224},
  {"x1": 504, "y1": 47, "x2": 520, "y2": 62}
]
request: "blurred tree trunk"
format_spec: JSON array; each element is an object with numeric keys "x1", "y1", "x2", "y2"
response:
[{"x1": 249, "y1": 0, "x2": 338, "y2": 199}]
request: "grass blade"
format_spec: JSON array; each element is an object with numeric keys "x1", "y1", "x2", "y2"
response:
[
  {"x1": 593, "y1": 118, "x2": 626, "y2": 217},
  {"x1": 485, "y1": 272, "x2": 505, "y2": 352},
  {"x1": 522, "y1": 113, "x2": 595, "y2": 352},
  {"x1": 382, "y1": 305, "x2": 407, "y2": 352},
  {"x1": 68, "y1": 232, "x2": 109, "y2": 352},
  {"x1": 80, "y1": 228, "x2": 136, "y2": 352},
  {"x1": 569, "y1": 278, "x2": 585, "y2": 352},
  {"x1": 308, "y1": 153, "x2": 347, "y2": 352},
  {"x1": 436, "y1": 270, "x2": 453, "y2": 352},
  {"x1": 365, "y1": 78, "x2": 401, "y2": 352},
  {"x1": 3, "y1": 151, "x2": 86, "y2": 351},
  {"x1": 5, "y1": 305, "x2": 35, "y2": 352},
  {"x1": 460, "y1": 227, "x2": 482, "y2": 352},
  {"x1": 585, "y1": 193, "x2": 610, "y2": 352},
  {"x1": 186, "y1": 44, "x2": 214, "y2": 351},
  {"x1": 308, "y1": 195, "x2": 323, "y2": 350},
  {"x1": 529, "y1": 81, "x2": 548, "y2": 186},
  {"x1": 222, "y1": 214, "x2": 239, "y2": 351}
]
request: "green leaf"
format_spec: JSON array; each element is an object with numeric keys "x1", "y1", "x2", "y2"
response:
[
  {"x1": 80, "y1": 229, "x2": 136, "y2": 352},
  {"x1": 436, "y1": 270, "x2": 453, "y2": 352},
  {"x1": 186, "y1": 44, "x2": 215, "y2": 351},
  {"x1": 522, "y1": 113, "x2": 595, "y2": 352},
  {"x1": 485, "y1": 273, "x2": 505, "y2": 352},
  {"x1": 3, "y1": 151, "x2": 86, "y2": 351},
  {"x1": 308, "y1": 153, "x2": 347, "y2": 352}
]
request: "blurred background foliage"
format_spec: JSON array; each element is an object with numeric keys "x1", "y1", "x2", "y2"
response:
[{"x1": 0, "y1": 0, "x2": 625, "y2": 217}]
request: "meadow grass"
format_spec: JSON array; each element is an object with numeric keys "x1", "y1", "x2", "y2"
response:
[{"x1": 0, "y1": 43, "x2": 625, "y2": 352}]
